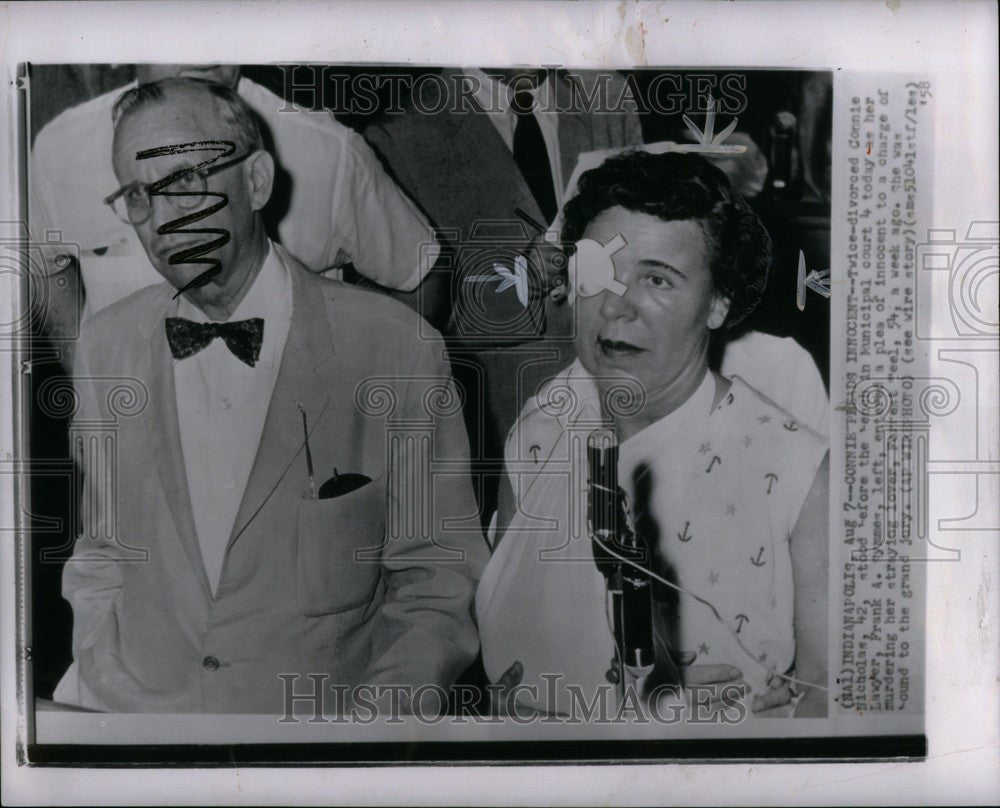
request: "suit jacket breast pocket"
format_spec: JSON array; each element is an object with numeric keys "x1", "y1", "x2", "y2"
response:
[{"x1": 296, "y1": 477, "x2": 385, "y2": 617}]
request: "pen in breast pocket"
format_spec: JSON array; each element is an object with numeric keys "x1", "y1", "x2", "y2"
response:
[{"x1": 296, "y1": 400, "x2": 317, "y2": 499}]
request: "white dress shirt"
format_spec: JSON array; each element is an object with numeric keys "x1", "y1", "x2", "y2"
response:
[
  {"x1": 463, "y1": 69, "x2": 564, "y2": 211},
  {"x1": 173, "y1": 242, "x2": 292, "y2": 594}
]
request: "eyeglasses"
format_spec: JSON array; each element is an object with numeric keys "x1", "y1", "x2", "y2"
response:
[{"x1": 103, "y1": 152, "x2": 252, "y2": 225}]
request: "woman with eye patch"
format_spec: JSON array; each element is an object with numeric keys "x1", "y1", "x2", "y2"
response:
[{"x1": 475, "y1": 151, "x2": 830, "y2": 721}]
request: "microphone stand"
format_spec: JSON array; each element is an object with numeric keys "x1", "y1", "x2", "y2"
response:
[{"x1": 587, "y1": 428, "x2": 655, "y2": 705}]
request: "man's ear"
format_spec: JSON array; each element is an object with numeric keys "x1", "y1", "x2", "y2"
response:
[
  {"x1": 244, "y1": 150, "x2": 275, "y2": 212},
  {"x1": 707, "y1": 293, "x2": 731, "y2": 331}
]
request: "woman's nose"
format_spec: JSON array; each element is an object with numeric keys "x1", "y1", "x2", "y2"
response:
[{"x1": 598, "y1": 285, "x2": 636, "y2": 321}]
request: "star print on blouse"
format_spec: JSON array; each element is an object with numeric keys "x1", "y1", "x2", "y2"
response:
[
  {"x1": 742, "y1": 435, "x2": 753, "y2": 449},
  {"x1": 758, "y1": 414, "x2": 771, "y2": 424},
  {"x1": 698, "y1": 643, "x2": 710, "y2": 656},
  {"x1": 698, "y1": 442, "x2": 712, "y2": 454},
  {"x1": 708, "y1": 570, "x2": 720, "y2": 585},
  {"x1": 726, "y1": 503, "x2": 737, "y2": 516}
]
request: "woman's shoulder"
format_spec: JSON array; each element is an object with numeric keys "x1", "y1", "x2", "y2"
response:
[
  {"x1": 720, "y1": 375, "x2": 828, "y2": 468},
  {"x1": 503, "y1": 362, "x2": 597, "y2": 463},
  {"x1": 712, "y1": 376, "x2": 828, "y2": 535},
  {"x1": 726, "y1": 376, "x2": 826, "y2": 436}
]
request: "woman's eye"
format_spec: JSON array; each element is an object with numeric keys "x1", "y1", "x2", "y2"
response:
[{"x1": 647, "y1": 274, "x2": 672, "y2": 289}]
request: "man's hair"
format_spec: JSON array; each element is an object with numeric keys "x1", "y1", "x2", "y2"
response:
[
  {"x1": 111, "y1": 76, "x2": 264, "y2": 155},
  {"x1": 561, "y1": 150, "x2": 771, "y2": 329}
]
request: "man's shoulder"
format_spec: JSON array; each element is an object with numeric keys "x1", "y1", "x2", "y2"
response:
[
  {"x1": 364, "y1": 82, "x2": 459, "y2": 142},
  {"x1": 81, "y1": 282, "x2": 172, "y2": 347},
  {"x1": 33, "y1": 84, "x2": 126, "y2": 155},
  {"x1": 313, "y1": 275, "x2": 442, "y2": 350},
  {"x1": 238, "y1": 77, "x2": 362, "y2": 146}
]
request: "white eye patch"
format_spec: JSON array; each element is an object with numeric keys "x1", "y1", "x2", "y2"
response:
[{"x1": 566, "y1": 234, "x2": 628, "y2": 305}]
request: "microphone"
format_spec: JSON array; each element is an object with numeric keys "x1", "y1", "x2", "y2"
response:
[{"x1": 587, "y1": 429, "x2": 655, "y2": 680}]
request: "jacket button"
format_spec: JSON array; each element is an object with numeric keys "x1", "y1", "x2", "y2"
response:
[{"x1": 202, "y1": 656, "x2": 220, "y2": 672}]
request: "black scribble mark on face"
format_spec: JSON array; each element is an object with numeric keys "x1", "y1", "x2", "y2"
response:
[{"x1": 136, "y1": 139, "x2": 236, "y2": 299}]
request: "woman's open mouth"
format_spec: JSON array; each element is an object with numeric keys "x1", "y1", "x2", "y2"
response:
[{"x1": 597, "y1": 336, "x2": 645, "y2": 358}]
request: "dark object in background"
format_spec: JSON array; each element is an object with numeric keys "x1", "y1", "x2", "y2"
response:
[{"x1": 769, "y1": 111, "x2": 799, "y2": 196}]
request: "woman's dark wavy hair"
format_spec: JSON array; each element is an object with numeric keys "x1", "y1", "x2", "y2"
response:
[{"x1": 561, "y1": 150, "x2": 771, "y2": 328}]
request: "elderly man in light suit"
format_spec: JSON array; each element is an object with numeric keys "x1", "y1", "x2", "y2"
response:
[{"x1": 55, "y1": 77, "x2": 486, "y2": 713}]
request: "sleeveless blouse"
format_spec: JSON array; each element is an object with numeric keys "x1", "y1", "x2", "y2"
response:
[{"x1": 476, "y1": 362, "x2": 827, "y2": 713}]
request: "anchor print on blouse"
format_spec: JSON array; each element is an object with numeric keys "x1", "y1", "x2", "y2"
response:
[{"x1": 666, "y1": 388, "x2": 789, "y2": 669}]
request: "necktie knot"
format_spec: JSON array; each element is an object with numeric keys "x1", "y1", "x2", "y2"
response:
[
  {"x1": 165, "y1": 316, "x2": 265, "y2": 367},
  {"x1": 511, "y1": 89, "x2": 537, "y2": 117}
]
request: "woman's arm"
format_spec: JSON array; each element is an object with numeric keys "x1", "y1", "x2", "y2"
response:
[{"x1": 789, "y1": 451, "x2": 830, "y2": 716}]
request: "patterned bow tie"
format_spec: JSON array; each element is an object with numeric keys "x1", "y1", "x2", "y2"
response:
[{"x1": 165, "y1": 316, "x2": 265, "y2": 367}]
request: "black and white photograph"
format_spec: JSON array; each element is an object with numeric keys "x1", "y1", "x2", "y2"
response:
[
  {"x1": 1, "y1": 1, "x2": 996, "y2": 805},
  {"x1": 21, "y1": 60, "x2": 839, "y2": 734}
]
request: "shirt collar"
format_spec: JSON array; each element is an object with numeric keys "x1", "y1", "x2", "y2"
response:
[
  {"x1": 176, "y1": 240, "x2": 288, "y2": 324},
  {"x1": 174, "y1": 240, "x2": 292, "y2": 369}
]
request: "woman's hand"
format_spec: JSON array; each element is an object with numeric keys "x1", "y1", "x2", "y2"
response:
[
  {"x1": 492, "y1": 656, "x2": 798, "y2": 720},
  {"x1": 662, "y1": 652, "x2": 797, "y2": 715},
  {"x1": 673, "y1": 650, "x2": 746, "y2": 709},
  {"x1": 490, "y1": 660, "x2": 526, "y2": 716},
  {"x1": 791, "y1": 684, "x2": 828, "y2": 717},
  {"x1": 489, "y1": 661, "x2": 560, "y2": 719}
]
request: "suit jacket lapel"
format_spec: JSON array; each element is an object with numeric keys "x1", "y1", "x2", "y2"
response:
[
  {"x1": 138, "y1": 287, "x2": 212, "y2": 598},
  {"x1": 440, "y1": 69, "x2": 546, "y2": 227},
  {"x1": 227, "y1": 250, "x2": 335, "y2": 547}
]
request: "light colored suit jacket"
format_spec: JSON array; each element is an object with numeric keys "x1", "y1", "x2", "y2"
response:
[{"x1": 58, "y1": 247, "x2": 487, "y2": 713}]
